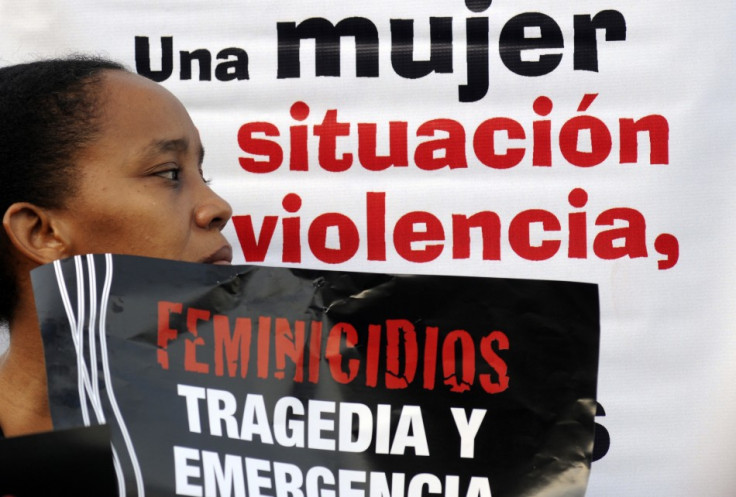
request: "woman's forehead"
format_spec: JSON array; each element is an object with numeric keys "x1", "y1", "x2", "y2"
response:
[{"x1": 95, "y1": 71, "x2": 199, "y2": 147}]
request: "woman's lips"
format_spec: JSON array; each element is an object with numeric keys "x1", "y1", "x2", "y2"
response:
[{"x1": 202, "y1": 245, "x2": 233, "y2": 265}]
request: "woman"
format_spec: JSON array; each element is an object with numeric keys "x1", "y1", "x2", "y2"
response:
[{"x1": 0, "y1": 56, "x2": 233, "y2": 437}]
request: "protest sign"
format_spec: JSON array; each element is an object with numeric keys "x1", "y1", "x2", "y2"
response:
[
  {"x1": 2, "y1": 1, "x2": 734, "y2": 494},
  {"x1": 33, "y1": 254, "x2": 599, "y2": 496}
]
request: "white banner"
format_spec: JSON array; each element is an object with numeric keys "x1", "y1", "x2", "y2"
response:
[{"x1": 1, "y1": 1, "x2": 735, "y2": 495}]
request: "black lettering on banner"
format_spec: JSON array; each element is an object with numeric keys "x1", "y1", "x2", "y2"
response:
[
  {"x1": 276, "y1": 18, "x2": 379, "y2": 78},
  {"x1": 133, "y1": 5, "x2": 626, "y2": 101},
  {"x1": 390, "y1": 18, "x2": 453, "y2": 79},
  {"x1": 499, "y1": 13, "x2": 564, "y2": 77},
  {"x1": 135, "y1": 35, "x2": 173, "y2": 82},
  {"x1": 592, "y1": 401, "x2": 611, "y2": 461},
  {"x1": 459, "y1": 15, "x2": 490, "y2": 102},
  {"x1": 135, "y1": 36, "x2": 249, "y2": 82},
  {"x1": 574, "y1": 11, "x2": 627, "y2": 71}
]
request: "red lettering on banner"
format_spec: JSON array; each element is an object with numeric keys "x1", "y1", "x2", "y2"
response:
[
  {"x1": 308, "y1": 213, "x2": 360, "y2": 264},
  {"x1": 274, "y1": 318, "x2": 305, "y2": 381},
  {"x1": 366, "y1": 192, "x2": 387, "y2": 261},
  {"x1": 568, "y1": 188, "x2": 588, "y2": 259},
  {"x1": 443, "y1": 330, "x2": 476, "y2": 393},
  {"x1": 238, "y1": 122, "x2": 282, "y2": 173},
  {"x1": 326, "y1": 323, "x2": 360, "y2": 384},
  {"x1": 452, "y1": 212, "x2": 501, "y2": 260},
  {"x1": 231, "y1": 216, "x2": 277, "y2": 262},
  {"x1": 213, "y1": 315, "x2": 252, "y2": 378},
  {"x1": 394, "y1": 211, "x2": 445, "y2": 263},
  {"x1": 532, "y1": 96, "x2": 553, "y2": 166},
  {"x1": 237, "y1": 97, "x2": 667, "y2": 172},
  {"x1": 308, "y1": 321, "x2": 323, "y2": 384},
  {"x1": 385, "y1": 319, "x2": 418, "y2": 389},
  {"x1": 358, "y1": 122, "x2": 409, "y2": 170},
  {"x1": 365, "y1": 324, "x2": 381, "y2": 388},
  {"x1": 257, "y1": 317, "x2": 272, "y2": 379},
  {"x1": 314, "y1": 109, "x2": 352, "y2": 172},
  {"x1": 289, "y1": 101, "x2": 310, "y2": 171},
  {"x1": 479, "y1": 331, "x2": 510, "y2": 394},
  {"x1": 282, "y1": 193, "x2": 302, "y2": 263},
  {"x1": 415, "y1": 119, "x2": 468, "y2": 170},
  {"x1": 157, "y1": 301, "x2": 183, "y2": 369},
  {"x1": 185, "y1": 308, "x2": 211, "y2": 374},
  {"x1": 156, "y1": 304, "x2": 511, "y2": 395},
  {"x1": 232, "y1": 188, "x2": 678, "y2": 269},
  {"x1": 654, "y1": 234, "x2": 679, "y2": 270},
  {"x1": 509, "y1": 210, "x2": 562, "y2": 261},
  {"x1": 473, "y1": 118, "x2": 526, "y2": 169},
  {"x1": 619, "y1": 115, "x2": 669, "y2": 164},
  {"x1": 559, "y1": 94, "x2": 613, "y2": 167},
  {"x1": 593, "y1": 208, "x2": 648, "y2": 260}
]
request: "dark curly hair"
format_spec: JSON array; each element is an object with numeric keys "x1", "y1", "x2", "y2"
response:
[{"x1": 0, "y1": 56, "x2": 126, "y2": 324}]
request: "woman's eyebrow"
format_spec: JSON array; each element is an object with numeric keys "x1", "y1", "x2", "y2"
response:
[
  {"x1": 141, "y1": 138, "x2": 204, "y2": 165},
  {"x1": 147, "y1": 138, "x2": 188, "y2": 154}
]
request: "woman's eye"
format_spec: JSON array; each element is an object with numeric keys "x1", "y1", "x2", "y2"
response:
[{"x1": 155, "y1": 168, "x2": 180, "y2": 181}]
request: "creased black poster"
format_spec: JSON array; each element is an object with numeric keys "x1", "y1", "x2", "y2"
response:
[{"x1": 32, "y1": 254, "x2": 599, "y2": 497}]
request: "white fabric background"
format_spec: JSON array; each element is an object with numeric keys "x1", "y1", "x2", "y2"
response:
[{"x1": 0, "y1": 1, "x2": 734, "y2": 495}]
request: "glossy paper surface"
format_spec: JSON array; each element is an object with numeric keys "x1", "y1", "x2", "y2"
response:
[{"x1": 33, "y1": 254, "x2": 599, "y2": 497}]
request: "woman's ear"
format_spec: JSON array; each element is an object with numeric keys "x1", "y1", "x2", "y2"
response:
[{"x1": 2, "y1": 202, "x2": 72, "y2": 265}]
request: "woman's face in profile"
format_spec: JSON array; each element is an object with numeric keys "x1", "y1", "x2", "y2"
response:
[{"x1": 54, "y1": 71, "x2": 233, "y2": 264}]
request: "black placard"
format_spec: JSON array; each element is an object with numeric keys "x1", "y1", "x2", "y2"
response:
[{"x1": 32, "y1": 254, "x2": 599, "y2": 497}]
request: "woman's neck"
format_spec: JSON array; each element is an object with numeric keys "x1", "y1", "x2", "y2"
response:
[{"x1": 0, "y1": 287, "x2": 53, "y2": 437}]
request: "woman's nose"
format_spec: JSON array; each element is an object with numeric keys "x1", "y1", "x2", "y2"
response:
[{"x1": 195, "y1": 187, "x2": 233, "y2": 231}]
